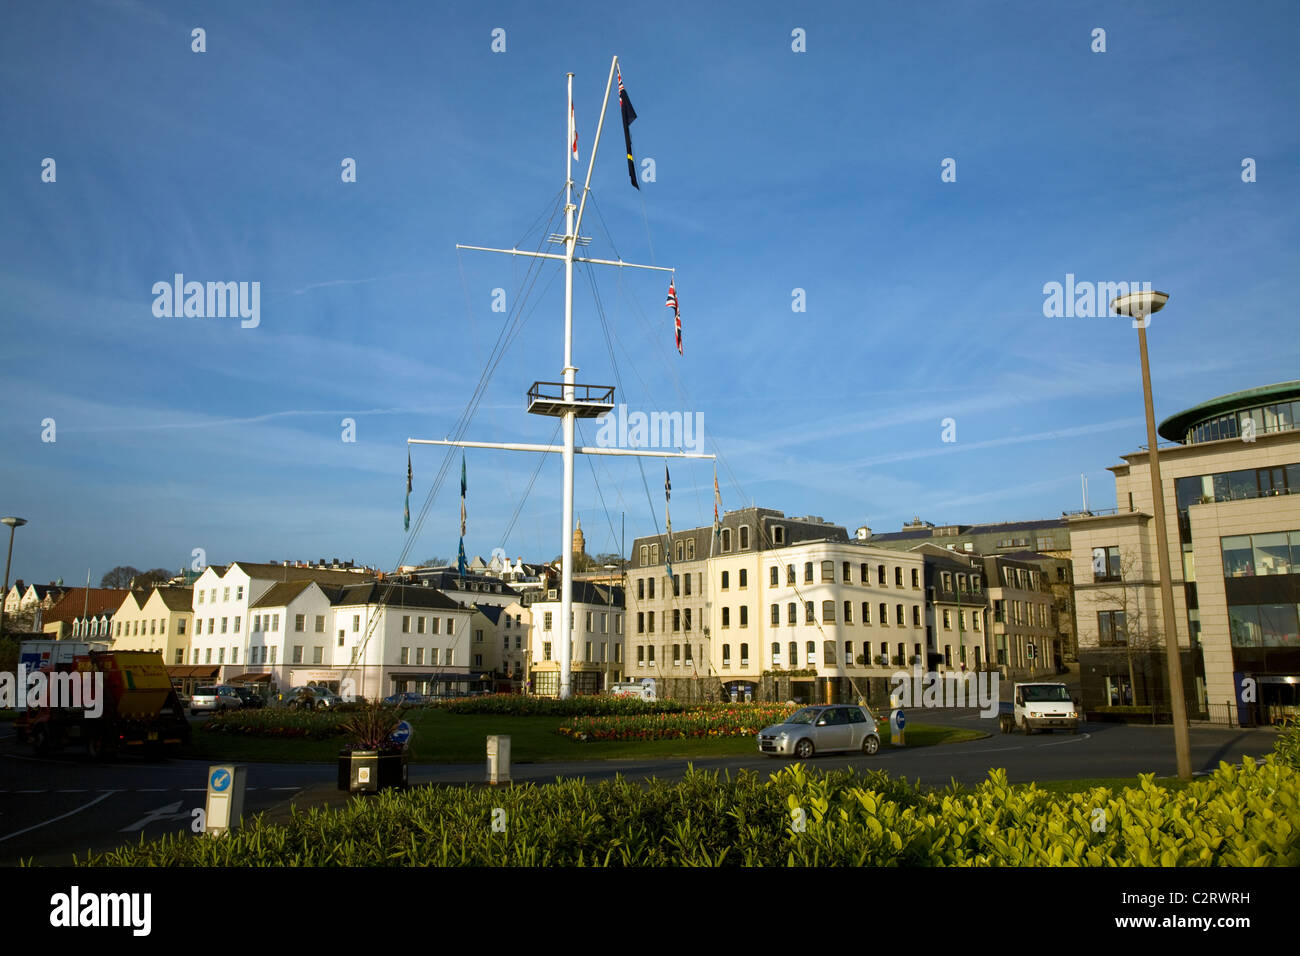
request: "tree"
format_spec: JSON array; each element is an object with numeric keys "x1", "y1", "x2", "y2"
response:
[
  {"x1": 1095, "y1": 550, "x2": 1165, "y2": 713},
  {"x1": 100, "y1": 566, "x2": 141, "y2": 588},
  {"x1": 134, "y1": 568, "x2": 173, "y2": 588},
  {"x1": 419, "y1": 557, "x2": 450, "y2": 568},
  {"x1": 594, "y1": 552, "x2": 627, "y2": 569}
]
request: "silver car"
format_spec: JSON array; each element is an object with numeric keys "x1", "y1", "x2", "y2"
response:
[
  {"x1": 191, "y1": 685, "x2": 241, "y2": 713},
  {"x1": 758, "y1": 704, "x2": 881, "y2": 758}
]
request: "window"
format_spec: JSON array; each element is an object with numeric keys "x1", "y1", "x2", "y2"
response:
[
  {"x1": 973, "y1": 612, "x2": 981, "y2": 632},
  {"x1": 739, "y1": 526, "x2": 750, "y2": 550},
  {"x1": 895, "y1": 604, "x2": 905, "y2": 626},
  {"x1": 804, "y1": 562, "x2": 813, "y2": 583},
  {"x1": 673, "y1": 609, "x2": 681, "y2": 632},
  {"x1": 912, "y1": 568, "x2": 920, "y2": 588},
  {"x1": 544, "y1": 611, "x2": 554, "y2": 631},
  {"x1": 198, "y1": 591, "x2": 204, "y2": 604},
  {"x1": 771, "y1": 566, "x2": 779, "y2": 587},
  {"x1": 313, "y1": 646, "x2": 323, "y2": 664},
  {"x1": 740, "y1": 643, "x2": 749, "y2": 666},
  {"x1": 877, "y1": 565, "x2": 886, "y2": 585},
  {"x1": 721, "y1": 571, "x2": 730, "y2": 590},
  {"x1": 789, "y1": 641, "x2": 798, "y2": 665},
  {"x1": 862, "y1": 602, "x2": 870, "y2": 624},
  {"x1": 294, "y1": 614, "x2": 305, "y2": 632},
  {"x1": 771, "y1": 604, "x2": 780, "y2": 625},
  {"x1": 821, "y1": 560, "x2": 834, "y2": 582},
  {"x1": 223, "y1": 587, "x2": 230, "y2": 602},
  {"x1": 314, "y1": 615, "x2": 325, "y2": 633},
  {"x1": 787, "y1": 564, "x2": 796, "y2": 585},
  {"x1": 860, "y1": 563, "x2": 869, "y2": 584},
  {"x1": 722, "y1": 607, "x2": 730, "y2": 628},
  {"x1": 913, "y1": 606, "x2": 921, "y2": 627},
  {"x1": 684, "y1": 608, "x2": 692, "y2": 631},
  {"x1": 149, "y1": 619, "x2": 156, "y2": 635},
  {"x1": 721, "y1": 529, "x2": 732, "y2": 552},
  {"x1": 805, "y1": 601, "x2": 815, "y2": 624},
  {"x1": 739, "y1": 568, "x2": 748, "y2": 588},
  {"x1": 637, "y1": 612, "x2": 645, "y2": 634},
  {"x1": 823, "y1": 641, "x2": 835, "y2": 665},
  {"x1": 648, "y1": 578, "x2": 655, "y2": 599},
  {"x1": 637, "y1": 578, "x2": 645, "y2": 600},
  {"x1": 637, "y1": 645, "x2": 645, "y2": 664},
  {"x1": 402, "y1": 616, "x2": 410, "y2": 633},
  {"x1": 178, "y1": 619, "x2": 186, "y2": 635},
  {"x1": 673, "y1": 643, "x2": 681, "y2": 665},
  {"x1": 684, "y1": 574, "x2": 692, "y2": 597},
  {"x1": 234, "y1": 616, "x2": 241, "y2": 633},
  {"x1": 338, "y1": 630, "x2": 345, "y2": 647},
  {"x1": 773, "y1": 526, "x2": 785, "y2": 545},
  {"x1": 1093, "y1": 546, "x2": 1122, "y2": 582},
  {"x1": 195, "y1": 619, "x2": 203, "y2": 636},
  {"x1": 822, "y1": 600, "x2": 836, "y2": 623},
  {"x1": 787, "y1": 603, "x2": 797, "y2": 626},
  {"x1": 220, "y1": 617, "x2": 227, "y2": 634},
  {"x1": 686, "y1": 539, "x2": 695, "y2": 560},
  {"x1": 175, "y1": 648, "x2": 184, "y2": 664},
  {"x1": 771, "y1": 641, "x2": 782, "y2": 664},
  {"x1": 740, "y1": 606, "x2": 749, "y2": 628},
  {"x1": 676, "y1": 541, "x2": 684, "y2": 562},
  {"x1": 1098, "y1": 610, "x2": 1127, "y2": 646},
  {"x1": 218, "y1": 648, "x2": 225, "y2": 664},
  {"x1": 845, "y1": 641, "x2": 853, "y2": 664},
  {"x1": 879, "y1": 602, "x2": 888, "y2": 625},
  {"x1": 430, "y1": 648, "x2": 439, "y2": 665},
  {"x1": 650, "y1": 543, "x2": 659, "y2": 564},
  {"x1": 646, "y1": 645, "x2": 654, "y2": 664},
  {"x1": 672, "y1": 574, "x2": 680, "y2": 597},
  {"x1": 270, "y1": 614, "x2": 277, "y2": 631},
  {"x1": 639, "y1": 545, "x2": 648, "y2": 566},
  {"x1": 417, "y1": 616, "x2": 426, "y2": 634},
  {"x1": 294, "y1": 645, "x2": 304, "y2": 664},
  {"x1": 895, "y1": 567, "x2": 903, "y2": 587},
  {"x1": 648, "y1": 611, "x2": 655, "y2": 633},
  {"x1": 943, "y1": 609, "x2": 952, "y2": 629},
  {"x1": 844, "y1": 601, "x2": 853, "y2": 624},
  {"x1": 722, "y1": 644, "x2": 731, "y2": 667},
  {"x1": 415, "y1": 647, "x2": 424, "y2": 666},
  {"x1": 806, "y1": 641, "x2": 816, "y2": 664}
]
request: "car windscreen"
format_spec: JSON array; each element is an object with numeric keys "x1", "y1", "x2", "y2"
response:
[
  {"x1": 786, "y1": 708, "x2": 820, "y2": 725},
  {"x1": 1021, "y1": 685, "x2": 1070, "y2": 702},
  {"x1": 195, "y1": 686, "x2": 218, "y2": 695}
]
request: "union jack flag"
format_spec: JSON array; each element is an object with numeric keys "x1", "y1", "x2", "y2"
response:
[{"x1": 666, "y1": 280, "x2": 681, "y2": 355}]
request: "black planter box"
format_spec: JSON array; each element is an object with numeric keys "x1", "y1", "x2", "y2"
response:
[{"x1": 338, "y1": 747, "x2": 409, "y2": 793}]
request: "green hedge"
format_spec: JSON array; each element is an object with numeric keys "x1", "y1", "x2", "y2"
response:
[{"x1": 77, "y1": 754, "x2": 1298, "y2": 867}]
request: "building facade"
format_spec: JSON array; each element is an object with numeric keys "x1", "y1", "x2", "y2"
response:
[
  {"x1": 529, "y1": 582, "x2": 624, "y2": 696},
  {"x1": 1068, "y1": 381, "x2": 1300, "y2": 725}
]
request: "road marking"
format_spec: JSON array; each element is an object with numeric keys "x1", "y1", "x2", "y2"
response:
[
  {"x1": 269, "y1": 787, "x2": 299, "y2": 791},
  {"x1": 55, "y1": 789, "x2": 87, "y2": 793},
  {"x1": 0, "y1": 791, "x2": 117, "y2": 843},
  {"x1": 16, "y1": 789, "x2": 45, "y2": 794},
  {"x1": 1039, "y1": 733, "x2": 1092, "y2": 747}
]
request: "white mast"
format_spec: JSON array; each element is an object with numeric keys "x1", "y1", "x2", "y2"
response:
[{"x1": 414, "y1": 56, "x2": 712, "y2": 699}]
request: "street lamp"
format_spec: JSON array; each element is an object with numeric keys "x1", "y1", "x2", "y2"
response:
[
  {"x1": 1109, "y1": 291, "x2": 1193, "y2": 780},
  {"x1": 1, "y1": 517, "x2": 29, "y2": 639}
]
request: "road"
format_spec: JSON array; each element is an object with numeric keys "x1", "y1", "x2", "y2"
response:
[{"x1": 0, "y1": 711, "x2": 1280, "y2": 865}]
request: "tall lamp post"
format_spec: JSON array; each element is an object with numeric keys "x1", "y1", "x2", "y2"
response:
[
  {"x1": 1109, "y1": 291, "x2": 1193, "y2": 780},
  {"x1": 1, "y1": 517, "x2": 29, "y2": 638}
]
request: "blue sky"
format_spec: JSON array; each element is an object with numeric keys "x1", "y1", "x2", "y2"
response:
[{"x1": 2, "y1": 0, "x2": 1298, "y2": 584}]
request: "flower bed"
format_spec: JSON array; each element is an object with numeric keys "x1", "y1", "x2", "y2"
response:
[
  {"x1": 434, "y1": 695, "x2": 689, "y2": 717},
  {"x1": 558, "y1": 704, "x2": 797, "y2": 741}
]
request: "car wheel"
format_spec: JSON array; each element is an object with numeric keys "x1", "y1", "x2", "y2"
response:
[
  {"x1": 86, "y1": 734, "x2": 107, "y2": 760},
  {"x1": 794, "y1": 738, "x2": 815, "y2": 759},
  {"x1": 862, "y1": 734, "x2": 879, "y2": 756},
  {"x1": 1022, "y1": 719, "x2": 1033, "y2": 736},
  {"x1": 1071, "y1": 724, "x2": 1080, "y2": 735}
]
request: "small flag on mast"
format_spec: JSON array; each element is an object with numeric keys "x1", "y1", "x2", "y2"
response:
[
  {"x1": 617, "y1": 66, "x2": 639, "y2": 190},
  {"x1": 404, "y1": 451, "x2": 412, "y2": 531},
  {"x1": 665, "y1": 279, "x2": 682, "y2": 355},
  {"x1": 711, "y1": 467, "x2": 722, "y2": 556},
  {"x1": 570, "y1": 102, "x2": 579, "y2": 161},
  {"x1": 664, "y1": 464, "x2": 673, "y2": 578},
  {"x1": 457, "y1": 453, "x2": 468, "y2": 579}
]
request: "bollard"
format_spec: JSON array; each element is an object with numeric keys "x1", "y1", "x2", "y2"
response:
[
  {"x1": 487, "y1": 735, "x2": 511, "y2": 785},
  {"x1": 204, "y1": 764, "x2": 246, "y2": 835}
]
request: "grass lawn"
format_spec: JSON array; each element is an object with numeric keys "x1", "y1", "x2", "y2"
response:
[{"x1": 189, "y1": 711, "x2": 986, "y2": 764}]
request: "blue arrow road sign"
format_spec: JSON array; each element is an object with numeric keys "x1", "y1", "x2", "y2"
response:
[
  {"x1": 210, "y1": 769, "x2": 231, "y2": 792},
  {"x1": 388, "y1": 721, "x2": 413, "y2": 746},
  {"x1": 896, "y1": 711, "x2": 906, "y2": 730}
]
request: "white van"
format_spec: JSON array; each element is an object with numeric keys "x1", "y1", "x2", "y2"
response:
[
  {"x1": 610, "y1": 679, "x2": 657, "y2": 700},
  {"x1": 1013, "y1": 682, "x2": 1080, "y2": 734}
]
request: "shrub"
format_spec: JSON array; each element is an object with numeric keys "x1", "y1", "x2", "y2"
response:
[
  {"x1": 75, "y1": 756, "x2": 1300, "y2": 867},
  {"x1": 1276, "y1": 715, "x2": 1300, "y2": 771},
  {"x1": 433, "y1": 695, "x2": 688, "y2": 717},
  {"x1": 558, "y1": 705, "x2": 796, "y2": 741}
]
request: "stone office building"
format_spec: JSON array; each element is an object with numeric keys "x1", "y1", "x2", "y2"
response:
[{"x1": 1068, "y1": 381, "x2": 1300, "y2": 725}]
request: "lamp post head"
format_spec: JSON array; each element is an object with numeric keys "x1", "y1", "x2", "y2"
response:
[
  {"x1": 1, "y1": 517, "x2": 27, "y2": 529},
  {"x1": 1107, "y1": 287, "x2": 1170, "y2": 325}
]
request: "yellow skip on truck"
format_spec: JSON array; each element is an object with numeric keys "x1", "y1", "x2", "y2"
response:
[{"x1": 14, "y1": 648, "x2": 192, "y2": 759}]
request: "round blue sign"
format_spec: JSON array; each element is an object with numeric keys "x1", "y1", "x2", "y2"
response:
[
  {"x1": 387, "y1": 721, "x2": 413, "y2": 746},
  {"x1": 895, "y1": 711, "x2": 906, "y2": 730},
  {"x1": 209, "y1": 768, "x2": 231, "y2": 792}
]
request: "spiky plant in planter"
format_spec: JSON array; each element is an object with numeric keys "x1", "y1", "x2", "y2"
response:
[{"x1": 337, "y1": 698, "x2": 408, "y2": 793}]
